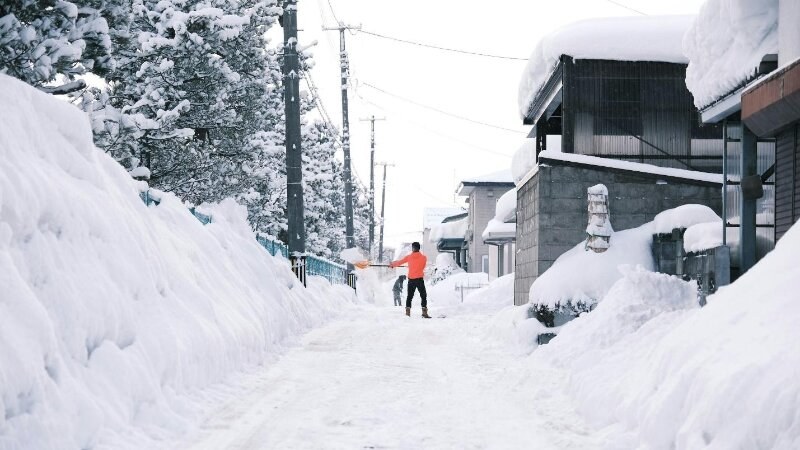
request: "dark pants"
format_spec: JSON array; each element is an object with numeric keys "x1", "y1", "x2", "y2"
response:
[
  {"x1": 393, "y1": 292, "x2": 402, "y2": 306},
  {"x1": 406, "y1": 278, "x2": 427, "y2": 308}
]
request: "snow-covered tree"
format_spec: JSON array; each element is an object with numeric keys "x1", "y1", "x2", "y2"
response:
[
  {"x1": 85, "y1": 0, "x2": 282, "y2": 203},
  {"x1": 0, "y1": 0, "x2": 114, "y2": 93}
]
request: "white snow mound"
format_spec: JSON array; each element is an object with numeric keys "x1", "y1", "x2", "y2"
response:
[
  {"x1": 0, "y1": 74, "x2": 357, "y2": 449},
  {"x1": 535, "y1": 222, "x2": 800, "y2": 448}
]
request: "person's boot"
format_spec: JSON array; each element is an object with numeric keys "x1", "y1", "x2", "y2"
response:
[
  {"x1": 422, "y1": 307, "x2": 431, "y2": 319},
  {"x1": 405, "y1": 307, "x2": 411, "y2": 317}
]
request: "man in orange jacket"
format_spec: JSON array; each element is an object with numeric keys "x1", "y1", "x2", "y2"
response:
[{"x1": 389, "y1": 242, "x2": 431, "y2": 318}]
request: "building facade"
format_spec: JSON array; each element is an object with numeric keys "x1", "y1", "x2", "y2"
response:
[{"x1": 457, "y1": 171, "x2": 515, "y2": 273}]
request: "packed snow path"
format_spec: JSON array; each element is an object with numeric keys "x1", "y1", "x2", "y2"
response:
[{"x1": 180, "y1": 306, "x2": 596, "y2": 449}]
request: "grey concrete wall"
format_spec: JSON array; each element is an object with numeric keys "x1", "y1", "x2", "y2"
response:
[{"x1": 513, "y1": 164, "x2": 723, "y2": 306}]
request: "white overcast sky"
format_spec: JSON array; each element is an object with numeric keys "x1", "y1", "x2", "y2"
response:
[{"x1": 288, "y1": 0, "x2": 707, "y2": 252}]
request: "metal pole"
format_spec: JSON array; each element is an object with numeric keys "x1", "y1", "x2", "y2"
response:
[
  {"x1": 283, "y1": 0, "x2": 306, "y2": 285},
  {"x1": 740, "y1": 123, "x2": 757, "y2": 273}
]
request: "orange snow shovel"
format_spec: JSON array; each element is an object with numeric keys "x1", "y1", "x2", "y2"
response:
[{"x1": 353, "y1": 260, "x2": 397, "y2": 269}]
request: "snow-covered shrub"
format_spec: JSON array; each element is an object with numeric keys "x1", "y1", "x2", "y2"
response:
[{"x1": 430, "y1": 253, "x2": 465, "y2": 285}]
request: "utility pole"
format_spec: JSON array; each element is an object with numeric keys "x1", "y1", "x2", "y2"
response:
[
  {"x1": 377, "y1": 162, "x2": 395, "y2": 262},
  {"x1": 359, "y1": 115, "x2": 386, "y2": 259},
  {"x1": 282, "y1": 0, "x2": 306, "y2": 285},
  {"x1": 323, "y1": 22, "x2": 360, "y2": 288}
]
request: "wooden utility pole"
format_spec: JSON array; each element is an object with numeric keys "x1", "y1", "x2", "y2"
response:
[
  {"x1": 359, "y1": 115, "x2": 386, "y2": 259},
  {"x1": 282, "y1": 0, "x2": 305, "y2": 285},
  {"x1": 377, "y1": 162, "x2": 394, "y2": 262},
  {"x1": 323, "y1": 23, "x2": 361, "y2": 262}
]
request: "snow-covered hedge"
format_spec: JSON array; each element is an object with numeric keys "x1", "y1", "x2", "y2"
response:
[{"x1": 0, "y1": 75, "x2": 357, "y2": 448}]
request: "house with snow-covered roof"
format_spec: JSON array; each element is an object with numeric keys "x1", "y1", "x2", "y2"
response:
[
  {"x1": 456, "y1": 169, "x2": 515, "y2": 273},
  {"x1": 429, "y1": 212, "x2": 469, "y2": 269},
  {"x1": 422, "y1": 207, "x2": 467, "y2": 267},
  {"x1": 512, "y1": 15, "x2": 725, "y2": 306},
  {"x1": 482, "y1": 188, "x2": 516, "y2": 281}
]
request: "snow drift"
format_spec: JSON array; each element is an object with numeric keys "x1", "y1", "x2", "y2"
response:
[
  {"x1": 535, "y1": 223, "x2": 800, "y2": 448},
  {"x1": 0, "y1": 74, "x2": 357, "y2": 449}
]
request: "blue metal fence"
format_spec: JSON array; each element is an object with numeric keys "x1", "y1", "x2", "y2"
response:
[
  {"x1": 256, "y1": 235, "x2": 289, "y2": 259},
  {"x1": 306, "y1": 254, "x2": 348, "y2": 285},
  {"x1": 139, "y1": 189, "x2": 349, "y2": 286}
]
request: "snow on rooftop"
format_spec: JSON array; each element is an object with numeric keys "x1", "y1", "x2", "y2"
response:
[
  {"x1": 423, "y1": 207, "x2": 466, "y2": 229},
  {"x1": 512, "y1": 139, "x2": 537, "y2": 186},
  {"x1": 653, "y1": 204, "x2": 721, "y2": 234},
  {"x1": 482, "y1": 219, "x2": 516, "y2": 241},
  {"x1": 684, "y1": 220, "x2": 724, "y2": 253},
  {"x1": 684, "y1": 0, "x2": 778, "y2": 109},
  {"x1": 494, "y1": 188, "x2": 517, "y2": 223},
  {"x1": 461, "y1": 168, "x2": 514, "y2": 184},
  {"x1": 518, "y1": 15, "x2": 694, "y2": 119},
  {"x1": 429, "y1": 218, "x2": 468, "y2": 243},
  {"x1": 537, "y1": 150, "x2": 724, "y2": 184}
]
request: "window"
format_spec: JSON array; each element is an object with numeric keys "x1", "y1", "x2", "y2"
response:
[{"x1": 481, "y1": 255, "x2": 489, "y2": 274}]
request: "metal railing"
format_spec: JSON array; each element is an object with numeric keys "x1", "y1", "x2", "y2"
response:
[
  {"x1": 256, "y1": 235, "x2": 289, "y2": 259},
  {"x1": 306, "y1": 254, "x2": 348, "y2": 285}
]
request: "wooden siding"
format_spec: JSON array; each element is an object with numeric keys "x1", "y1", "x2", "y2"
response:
[
  {"x1": 561, "y1": 58, "x2": 723, "y2": 172},
  {"x1": 775, "y1": 125, "x2": 800, "y2": 240}
]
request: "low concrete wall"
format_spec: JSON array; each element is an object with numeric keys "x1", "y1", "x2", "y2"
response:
[{"x1": 513, "y1": 163, "x2": 722, "y2": 306}]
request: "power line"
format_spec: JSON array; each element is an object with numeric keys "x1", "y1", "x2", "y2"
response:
[
  {"x1": 356, "y1": 29, "x2": 528, "y2": 61},
  {"x1": 360, "y1": 81, "x2": 527, "y2": 135},
  {"x1": 326, "y1": 0, "x2": 340, "y2": 24},
  {"x1": 604, "y1": 0, "x2": 647, "y2": 15},
  {"x1": 354, "y1": 91, "x2": 513, "y2": 159}
]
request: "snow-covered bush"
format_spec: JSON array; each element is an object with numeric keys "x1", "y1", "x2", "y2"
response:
[{"x1": 430, "y1": 253, "x2": 465, "y2": 285}]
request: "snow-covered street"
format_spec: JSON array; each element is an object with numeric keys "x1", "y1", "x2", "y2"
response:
[{"x1": 179, "y1": 305, "x2": 594, "y2": 450}]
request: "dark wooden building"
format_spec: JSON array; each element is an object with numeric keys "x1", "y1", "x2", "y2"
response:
[
  {"x1": 515, "y1": 57, "x2": 725, "y2": 306},
  {"x1": 524, "y1": 56, "x2": 723, "y2": 172}
]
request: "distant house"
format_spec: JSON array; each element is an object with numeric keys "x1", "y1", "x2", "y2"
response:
[
  {"x1": 429, "y1": 212, "x2": 469, "y2": 268},
  {"x1": 684, "y1": 0, "x2": 799, "y2": 274},
  {"x1": 456, "y1": 170, "x2": 515, "y2": 273},
  {"x1": 482, "y1": 188, "x2": 516, "y2": 281},
  {"x1": 513, "y1": 16, "x2": 725, "y2": 306},
  {"x1": 422, "y1": 207, "x2": 466, "y2": 267}
]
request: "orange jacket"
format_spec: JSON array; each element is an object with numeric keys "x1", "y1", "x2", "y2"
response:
[{"x1": 390, "y1": 251, "x2": 427, "y2": 279}]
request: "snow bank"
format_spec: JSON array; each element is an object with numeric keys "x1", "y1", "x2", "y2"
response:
[
  {"x1": 518, "y1": 16, "x2": 694, "y2": 118},
  {"x1": 528, "y1": 224, "x2": 654, "y2": 309},
  {"x1": 535, "y1": 221, "x2": 800, "y2": 449},
  {"x1": 427, "y1": 272, "x2": 488, "y2": 308},
  {"x1": 684, "y1": 0, "x2": 778, "y2": 108},
  {"x1": 0, "y1": 75, "x2": 357, "y2": 449},
  {"x1": 652, "y1": 203, "x2": 721, "y2": 234}
]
